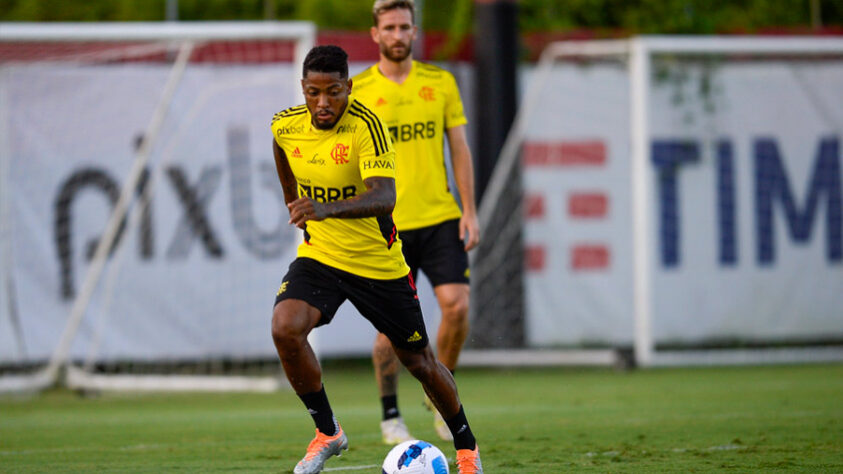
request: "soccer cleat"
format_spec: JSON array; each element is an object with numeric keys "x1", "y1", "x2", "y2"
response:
[
  {"x1": 293, "y1": 426, "x2": 348, "y2": 474},
  {"x1": 456, "y1": 445, "x2": 483, "y2": 474},
  {"x1": 423, "y1": 396, "x2": 453, "y2": 441},
  {"x1": 380, "y1": 416, "x2": 413, "y2": 445}
]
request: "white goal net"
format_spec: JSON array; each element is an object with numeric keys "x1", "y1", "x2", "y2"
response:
[
  {"x1": 0, "y1": 22, "x2": 315, "y2": 393},
  {"x1": 477, "y1": 36, "x2": 843, "y2": 368}
]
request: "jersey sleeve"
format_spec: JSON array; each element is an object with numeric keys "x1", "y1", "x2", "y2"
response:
[
  {"x1": 271, "y1": 118, "x2": 284, "y2": 148},
  {"x1": 352, "y1": 104, "x2": 397, "y2": 181},
  {"x1": 443, "y1": 71, "x2": 468, "y2": 129},
  {"x1": 271, "y1": 104, "x2": 308, "y2": 151}
]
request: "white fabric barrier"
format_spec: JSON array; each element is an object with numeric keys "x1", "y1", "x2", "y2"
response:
[
  {"x1": 0, "y1": 62, "x2": 440, "y2": 363},
  {"x1": 6, "y1": 56, "x2": 839, "y2": 363},
  {"x1": 523, "y1": 58, "x2": 843, "y2": 347}
]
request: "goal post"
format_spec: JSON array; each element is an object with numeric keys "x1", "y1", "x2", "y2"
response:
[
  {"x1": 476, "y1": 35, "x2": 843, "y2": 368},
  {"x1": 0, "y1": 22, "x2": 316, "y2": 393}
]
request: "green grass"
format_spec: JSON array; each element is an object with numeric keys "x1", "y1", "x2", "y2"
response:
[{"x1": 1, "y1": 364, "x2": 842, "y2": 472}]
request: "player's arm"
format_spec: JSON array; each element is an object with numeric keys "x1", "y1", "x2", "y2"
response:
[
  {"x1": 446, "y1": 125, "x2": 480, "y2": 251},
  {"x1": 287, "y1": 177, "x2": 396, "y2": 228},
  {"x1": 272, "y1": 140, "x2": 298, "y2": 206}
]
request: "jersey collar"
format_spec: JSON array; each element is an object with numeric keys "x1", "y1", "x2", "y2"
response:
[
  {"x1": 375, "y1": 60, "x2": 416, "y2": 86},
  {"x1": 306, "y1": 99, "x2": 353, "y2": 134}
]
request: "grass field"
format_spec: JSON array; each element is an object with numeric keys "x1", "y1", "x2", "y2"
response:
[{"x1": 1, "y1": 363, "x2": 842, "y2": 473}]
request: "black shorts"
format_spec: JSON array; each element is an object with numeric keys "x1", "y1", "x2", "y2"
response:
[
  {"x1": 400, "y1": 218, "x2": 470, "y2": 286},
  {"x1": 274, "y1": 257, "x2": 429, "y2": 351}
]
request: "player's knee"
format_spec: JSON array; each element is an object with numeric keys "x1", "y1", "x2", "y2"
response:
[
  {"x1": 271, "y1": 307, "x2": 306, "y2": 348},
  {"x1": 372, "y1": 333, "x2": 395, "y2": 359},
  {"x1": 400, "y1": 351, "x2": 436, "y2": 383},
  {"x1": 440, "y1": 292, "x2": 469, "y2": 323}
]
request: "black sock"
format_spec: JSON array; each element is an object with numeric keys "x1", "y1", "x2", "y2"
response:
[
  {"x1": 381, "y1": 395, "x2": 400, "y2": 420},
  {"x1": 298, "y1": 385, "x2": 337, "y2": 436},
  {"x1": 444, "y1": 405, "x2": 476, "y2": 451}
]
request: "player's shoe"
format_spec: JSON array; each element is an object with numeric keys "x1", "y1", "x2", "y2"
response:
[
  {"x1": 293, "y1": 426, "x2": 348, "y2": 474},
  {"x1": 456, "y1": 445, "x2": 483, "y2": 474},
  {"x1": 380, "y1": 416, "x2": 413, "y2": 445},
  {"x1": 423, "y1": 396, "x2": 453, "y2": 441}
]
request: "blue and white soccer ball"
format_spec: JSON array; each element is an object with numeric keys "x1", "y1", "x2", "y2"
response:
[{"x1": 382, "y1": 439, "x2": 449, "y2": 474}]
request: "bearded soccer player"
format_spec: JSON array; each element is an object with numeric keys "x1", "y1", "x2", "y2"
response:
[
  {"x1": 270, "y1": 45, "x2": 483, "y2": 474},
  {"x1": 352, "y1": 0, "x2": 481, "y2": 445}
]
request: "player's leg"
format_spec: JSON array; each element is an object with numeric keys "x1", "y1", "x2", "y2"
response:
[
  {"x1": 372, "y1": 229, "x2": 421, "y2": 443},
  {"x1": 345, "y1": 271, "x2": 482, "y2": 473},
  {"x1": 373, "y1": 331, "x2": 412, "y2": 444},
  {"x1": 392, "y1": 344, "x2": 483, "y2": 473},
  {"x1": 271, "y1": 258, "x2": 348, "y2": 474},
  {"x1": 418, "y1": 219, "x2": 471, "y2": 440},
  {"x1": 433, "y1": 282, "x2": 470, "y2": 370},
  {"x1": 271, "y1": 299, "x2": 323, "y2": 394}
]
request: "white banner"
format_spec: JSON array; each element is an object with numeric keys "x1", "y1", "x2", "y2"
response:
[
  {"x1": 0, "y1": 62, "x2": 440, "y2": 363},
  {"x1": 523, "y1": 58, "x2": 843, "y2": 346},
  {"x1": 647, "y1": 59, "x2": 843, "y2": 344}
]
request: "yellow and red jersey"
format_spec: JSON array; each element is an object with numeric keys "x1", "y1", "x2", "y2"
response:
[
  {"x1": 353, "y1": 61, "x2": 468, "y2": 230},
  {"x1": 271, "y1": 97, "x2": 409, "y2": 280}
]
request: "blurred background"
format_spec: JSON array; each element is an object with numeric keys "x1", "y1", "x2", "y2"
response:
[{"x1": 0, "y1": 0, "x2": 842, "y2": 393}]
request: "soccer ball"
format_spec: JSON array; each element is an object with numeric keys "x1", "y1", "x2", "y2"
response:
[{"x1": 382, "y1": 439, "x2": 449, "y2": 474}]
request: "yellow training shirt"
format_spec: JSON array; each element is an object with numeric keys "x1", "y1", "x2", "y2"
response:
[
  {"x1": 271, "y1": 98, "x2": 409, "y2": 280},
  {"x1": 352, "y1": 61, "x2": 467, "y2": 231}
]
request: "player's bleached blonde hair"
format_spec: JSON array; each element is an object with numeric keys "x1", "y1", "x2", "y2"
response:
[{"x1": 372, "y1": 0, "x2": 415, "y2": 26}]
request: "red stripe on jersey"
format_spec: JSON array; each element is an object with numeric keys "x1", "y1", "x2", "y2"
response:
[
  {"x1": 407, "y1": 272, "x2": 419, "y2": 299},
  {"x1": 388, "y1": 225, "x2": 397, "y2": 247}
]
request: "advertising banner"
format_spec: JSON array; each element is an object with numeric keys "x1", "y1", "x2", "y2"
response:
[
  {"x1": 523, "y1": 59, "x2": 843, "y2": 346},
  {"x1": 0, "y1": 63, "x2": 439, "y2": 363}
]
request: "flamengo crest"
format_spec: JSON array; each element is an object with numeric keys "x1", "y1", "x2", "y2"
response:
[{"x1": 331, "y1": 143, "x2": 350, "y2": 164}]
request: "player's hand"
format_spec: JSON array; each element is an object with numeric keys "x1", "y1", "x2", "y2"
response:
[
  {"x1": 287, "y1": 197, "x2": 325, "y2": 229},
  {"x1": 460, "y1": 213, "x2": 480, "y2": 251}
]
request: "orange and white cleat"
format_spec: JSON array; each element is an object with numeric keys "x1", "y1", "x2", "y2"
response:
[
  {"x1": 293, "y1": 425, "x2": 349, "y2": 474},
  {"x1": 456, "y1": 445, "x2": 483, "y2": 474}
]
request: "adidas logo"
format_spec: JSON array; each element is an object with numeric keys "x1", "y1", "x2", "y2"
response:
[
  {"x1": 407, "y1": 331, "x2": 422, "y2": 342},
  {"x1": 291, "y1": 147, "x2": 303, "y2": 158},
  {"x1": 376, "y1": 97, "x2": 387, "y2": 106},
  {"x1": 307, "y1": 408, "x2": 318, "y2": 415}
]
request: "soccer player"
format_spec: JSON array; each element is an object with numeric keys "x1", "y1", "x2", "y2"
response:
[
  {"x1": 271, "y1": 45, "x2": 483, "y2": 474},
  {"x1": 352, "y1": 0, "x2": 480, "y2": 445}
]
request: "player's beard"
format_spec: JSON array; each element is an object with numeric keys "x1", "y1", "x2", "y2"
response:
[{"x1": 381, "y1": 40, "x2": 412, "y2": 63}]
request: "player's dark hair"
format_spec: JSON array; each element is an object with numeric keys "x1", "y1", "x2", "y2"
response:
[
  {"x1": 372, "y1": 0, "x2": 415, "y2": 26},
  {"x1": 302, "y1": 45, "x2": 348, "y2": 79}
]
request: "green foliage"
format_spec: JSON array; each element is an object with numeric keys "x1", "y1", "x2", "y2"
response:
[
  {"x1": 1, "y1": 0, "x2": 841, "y2": 32},
  {"x1": 294, "y1": 0, "x2": 373, "y2": 30},
  {"x1": 1, "y1": 364, "x2": 843, "y2": 472},
  {"x1": 0, "y1": 0, "x2": 165, "y2": 21}
]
